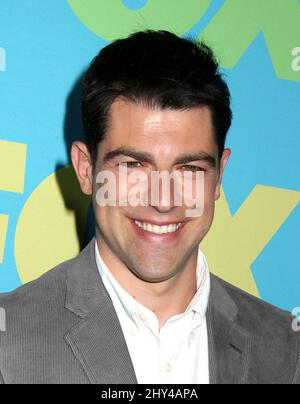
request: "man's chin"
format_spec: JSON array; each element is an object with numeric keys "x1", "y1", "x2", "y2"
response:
[{"x1": 129, "y1": 267, "x2": 179, "y2": 284}]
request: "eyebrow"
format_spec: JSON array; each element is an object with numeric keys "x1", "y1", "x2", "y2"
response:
[{"x1": 103, "y1": 147, "x2": 217, "y2": 168}]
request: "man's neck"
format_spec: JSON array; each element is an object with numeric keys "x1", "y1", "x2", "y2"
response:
[{"x1": 96, "y1": 236, "x2": 198, "y2": 328}]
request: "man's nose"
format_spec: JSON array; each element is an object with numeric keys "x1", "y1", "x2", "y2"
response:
[{"x1": 149, "y1": 175, "x2": 178, "y2": 213}]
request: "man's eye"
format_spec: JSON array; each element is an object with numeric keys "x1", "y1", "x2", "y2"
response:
[
  {"x1": 119, "y1": 161, "x2": 143, "y2": 168},
  {"x1": 182, "y1": 165, "x2": 205, "y2": 172}
]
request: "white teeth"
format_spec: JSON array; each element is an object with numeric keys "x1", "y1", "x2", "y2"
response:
[{"x1": 134, "y1": 220, "x2": 182, "y2": 234}]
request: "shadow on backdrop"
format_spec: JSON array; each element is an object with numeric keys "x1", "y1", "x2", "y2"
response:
[{"x1": 55, "y1": 72, "x2": 95, "y2": 251}]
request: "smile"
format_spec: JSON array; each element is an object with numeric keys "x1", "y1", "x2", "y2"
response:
[{"x1": 134, "y1": 220, "x2": 183, "y2": 235}]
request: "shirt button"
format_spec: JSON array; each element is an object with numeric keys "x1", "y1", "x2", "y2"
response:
[
  {"x1": 190, "y1": 332, "x2": 196, "y2": 341},
  {"x1": 130, "y1": 329, "x2": 138, "y2": 337},
  {"x1": 165, "y1": 363, "x2": 172, "y2": 373},
  {"x1": 139, "y1": 313, "x2": 148, "y2": 322}
]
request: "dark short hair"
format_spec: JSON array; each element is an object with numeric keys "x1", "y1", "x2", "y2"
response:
[{"x1": 81, "y1": 30, "x2": 232, "y2": 164}]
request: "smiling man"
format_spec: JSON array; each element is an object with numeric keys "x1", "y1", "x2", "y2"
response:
[{"x1": 0, "y1": 30, "x2": 299, "y2": 385}]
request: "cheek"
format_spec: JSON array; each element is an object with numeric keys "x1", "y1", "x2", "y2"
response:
[
  {"x1": 92, "y1": 192, "x2": 115, "y2": 229},
  {"x1": 201, "y1": 176, "x2": 218, "y2": 219},
  {"x1": 187, "y1": 175, "x2": 217, "y2": 204},
  {"x1": 204, "y1": 181, "x2": 217, "y2": 203},
  {"x1": 204, "y1": 172, "x2": 219, "y2": 197},
  {"x1": 93, "y1": 205, "x2": 126, "y2": 249}
]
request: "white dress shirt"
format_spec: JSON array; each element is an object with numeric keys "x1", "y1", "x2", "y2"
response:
[{"x1": 95, "y1": 241, "x2": 210, "y2": 384}]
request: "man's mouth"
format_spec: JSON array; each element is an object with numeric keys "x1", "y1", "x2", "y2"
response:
[
  {"x1": 134, "y1": 220, "x2": 182, "y2": 235},
  {"x1": 128, "y1": 217, "x2": 189, "y2": 243}
]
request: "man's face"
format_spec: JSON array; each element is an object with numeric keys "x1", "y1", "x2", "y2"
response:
[{"x1": 73, "y1": 98, "x2": 230, "y2": 283}]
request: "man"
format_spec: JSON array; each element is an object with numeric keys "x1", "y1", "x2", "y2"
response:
[{"x1": 0, "y1": 30, "x2": 299, "y2": 384}]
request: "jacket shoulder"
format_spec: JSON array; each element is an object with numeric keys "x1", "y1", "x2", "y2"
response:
[
  {"x1": 210, "y1": 275, "x2": 300, "y2": 384},
  {"x1": 211, "y1": 275, "x2": 293, "y2": 334},
  {"x1": 0, "y1": 253, "x2": 90, "y2": 384},
  {"x1": 0, "y1": 255, "x2": 76, "y2": 309}
]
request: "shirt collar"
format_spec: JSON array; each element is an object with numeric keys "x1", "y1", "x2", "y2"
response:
[{"x1": 95, "y1": 240, "x2": 210, "y2": 323}]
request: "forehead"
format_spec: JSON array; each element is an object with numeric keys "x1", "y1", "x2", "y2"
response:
[{"x1": 103, "y1": 98, "x2": 217, "y2": 155}]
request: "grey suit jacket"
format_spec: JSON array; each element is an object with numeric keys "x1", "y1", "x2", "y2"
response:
[{"x1": 0, "y1": 238, "x2": 299, "y2": 384}]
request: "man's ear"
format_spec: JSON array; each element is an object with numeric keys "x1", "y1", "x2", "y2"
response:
[
  {"x1": 215, "y1": 148, "x2": 231, "y2": 201},
  {"x1": 71, "y1": 141, "x2": 93, "y2": 196}
]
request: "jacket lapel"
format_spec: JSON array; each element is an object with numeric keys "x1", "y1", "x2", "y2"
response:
[
  {"x1": 208, "y1": 276, "x2": 252, "y2": 384},
  {"x1": 64, "y1": 238, "x2": 138, "y2": 384}
]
